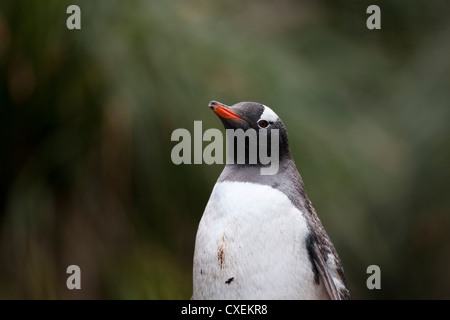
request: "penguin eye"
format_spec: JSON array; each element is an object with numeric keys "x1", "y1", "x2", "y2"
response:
[{"x1": 258, "y1": 120, "x2": 269, "y2": 128}]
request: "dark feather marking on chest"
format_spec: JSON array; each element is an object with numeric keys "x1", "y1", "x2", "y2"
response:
[
  {"x1": 225, "y1": 277, "x2": 234, "y2": 284},
  {"x1": 217, "y1": 245, "x2": 225, "y2": 270}
]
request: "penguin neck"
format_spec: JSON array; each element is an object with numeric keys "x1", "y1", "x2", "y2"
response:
[
  {"x1": 225, "y1": 133, "x2": 292, "y2": 166},
  {"x1": 217, "y1": 155, "x2": 311, "y2": 217}
]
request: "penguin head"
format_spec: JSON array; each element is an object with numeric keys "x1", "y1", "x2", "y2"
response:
[{"x1": 208, "y1": 100, "x2": 292, "y2": 161}]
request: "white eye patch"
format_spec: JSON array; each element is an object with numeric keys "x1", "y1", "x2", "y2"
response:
[{"x1": 259, "y1": 105, "x2": 279, "y2": 123}]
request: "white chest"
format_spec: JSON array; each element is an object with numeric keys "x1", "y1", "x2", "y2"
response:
[{"x1": 193, "y1": 181, "x2": 328, "y2": 299}]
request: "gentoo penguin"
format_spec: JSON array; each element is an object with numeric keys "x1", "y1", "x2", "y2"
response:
[{"x1": 192, "y1": 101, "x2": 350, "y2": 300}]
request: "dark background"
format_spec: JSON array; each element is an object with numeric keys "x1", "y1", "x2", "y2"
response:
[{"x1": 0, "y1": 0, "x2": 449, "y2": 299}]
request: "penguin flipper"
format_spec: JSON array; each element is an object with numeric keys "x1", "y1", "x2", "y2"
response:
[{"x1": 309, "y1": 241, "x2": 340, "y2": 300}]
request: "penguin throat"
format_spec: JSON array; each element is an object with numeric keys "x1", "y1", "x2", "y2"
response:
[{"x1": 224, "y1": 129, "x2": 289, "y2": 175}]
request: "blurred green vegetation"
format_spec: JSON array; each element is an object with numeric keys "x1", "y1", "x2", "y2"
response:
[{"x1": 0, "y1": 0, "x2": 449, "y2": 299}]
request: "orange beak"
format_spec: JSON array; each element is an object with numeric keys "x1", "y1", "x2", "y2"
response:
[{"x1": 209, "y1": 101, "x2": 243, "y2": 120}]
